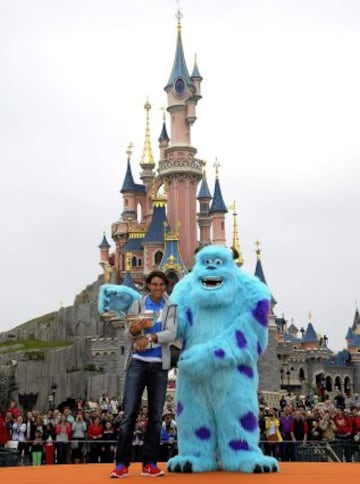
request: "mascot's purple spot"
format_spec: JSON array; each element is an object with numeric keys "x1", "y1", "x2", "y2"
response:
[
  {"x1": 214, "y1": 348, "x2": 225, "y2": 359},
  {"x1": 236, "y1": 330, "x2": 247, "y2": 349},
  {"x1": 186, "y1": 307, "x2": 194, "y2": 326},
  {"x1": 240, "y1": 412, "x2": 258, "y2": 431},
  {"x1": 229, "y1": 440, "x2": 250, "y2": 451},
  {"x1": 257, "y1": 341, "x2": 263, "y2": 356},
  {"x1": 252, "y1": 299, "x2": 270, "y2": 327},
  {"x1": 237, "y1": 365, "x2": 254, "y2": 378},
  {"x1": 195, "y1": 427, "x2": 211, "y2": 440},
  {"x1": 176, "y1": 401, "x2": 184, "y2": 417}
]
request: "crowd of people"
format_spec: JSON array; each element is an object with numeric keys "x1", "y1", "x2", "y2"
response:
[
  {"x1": 259, "y1": 391, "x2": 360, "y2": 462},
  {"x1": 2, "y1": 390, "x2": 360, "y2": 466},
  {"x1": 0, "y1": 395, "x2": 177, "y2": 466}
]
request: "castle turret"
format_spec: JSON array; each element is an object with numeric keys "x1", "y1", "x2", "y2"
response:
[
  {"x1": 209, "y1": 160, "x2": 227, "y2": 246},
  {"x1": 158, "y1": 109, "x2": 170, "y2": 161},
  {"x1": 254, "y1": 241, "x2": 280, "y2": 393},
  {"x1": 158, "y1": 8, "x2": 203, "y2": 266},
  {"x1": 197, "y1": 165, "x2": 212, "y2": 246},
  {"x1": 120, "y1": 143, "x2": 146, "y2": 222}
]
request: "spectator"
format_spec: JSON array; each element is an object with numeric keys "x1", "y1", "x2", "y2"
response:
[
  {"x1": 290, "y1": 409, "x2": 308, "y2": 461},
  {"x1": 55, "y1": 414, "x2": 72, "y2": 464},
  {"x1": 71, "y1": 413, "x2": 87, "y2": 464},
  {"x1": 30, "y1": 429, "x2": 43, "y2": 466},
  {"x1": 0, "y1": 412, "x2": 9, "y2": 447},
  {"x1": 333, "y1": 408, "x2": 352, "y2": 462},
  {"x1": 87, "y1": 416, "x2": 104, "y2": 463}
]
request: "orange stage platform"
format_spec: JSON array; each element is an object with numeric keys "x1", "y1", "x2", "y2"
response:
[{"x1": 1, "y1": 462, "x2": 360, "y2": 484}]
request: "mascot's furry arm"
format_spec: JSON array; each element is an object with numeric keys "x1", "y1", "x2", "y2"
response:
[{"x1": 97, "y1": 283, "x2": 140, "y2": 317}]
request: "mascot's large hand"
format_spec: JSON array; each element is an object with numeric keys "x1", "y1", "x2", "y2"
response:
[{"x1": 97, "y1": 284, "x2": 140, "y2": 318}]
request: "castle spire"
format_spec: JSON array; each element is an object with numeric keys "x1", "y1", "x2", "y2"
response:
[
  {"x1": 165, "y1": 3, "x2": 192, "y2": 92},
  {"x1": 140, "y1": 98, "x2": 155, "y2": 167},
  {"x1": 209, "y1": 160, "x2": 227, "y2": 213},
  {"x1": 228, "y1": 200, "x2": 244, "y2": 266},
  {"x1": 254, "y1": 240, "x2": 277, "y2": 306}
]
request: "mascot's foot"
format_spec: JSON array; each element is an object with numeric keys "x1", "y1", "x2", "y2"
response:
[
  {"x1": 222, "y1": 453, "x2": 279, "y2": 473},
  {"x1": 167, "y1": 455, "x2": 218, "y2": 473}
]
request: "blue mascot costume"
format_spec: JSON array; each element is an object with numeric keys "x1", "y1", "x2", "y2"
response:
[
  {"x1": 97, "y1": 283, "x2": 140, "y2": 319},
  {"x1": 167, "y1": 245, "x2": 279, "y2": 473}
]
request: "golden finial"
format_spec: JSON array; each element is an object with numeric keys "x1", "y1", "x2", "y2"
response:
[
  {"x1": 176, "y1": 0, "x2": 183, "y2": 32},
  {"x1": 308, "y1": 311, "x2": 312, "y2": 322},
  {"x1": 126, "y1": 142, "x2": 134, "y2": 159},
  {"x1": 214, "y1": 158, "x2": 220, "y2": 178},
  {"x1": 227, "y1": 201, "x2": 244, "y2": 266},
  {"x1": 255, "y1": 240, "x2": 262, "y2": 261},
  {"x1": 140, "y1": 97, "x2": 155, "y2": 166}
]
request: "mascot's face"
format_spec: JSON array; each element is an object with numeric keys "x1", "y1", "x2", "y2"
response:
[{"x1": 191, "y1": 246, "x2": 239, "y2": 307}]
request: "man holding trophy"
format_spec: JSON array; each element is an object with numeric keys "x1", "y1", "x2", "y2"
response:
[{"x1": 111, "y1": 271, "x2": 177, "y2": 478}]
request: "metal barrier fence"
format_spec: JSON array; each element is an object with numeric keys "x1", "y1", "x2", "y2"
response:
[{"x1": 1, "y1": 439, "x2": 359, "y2": 467}]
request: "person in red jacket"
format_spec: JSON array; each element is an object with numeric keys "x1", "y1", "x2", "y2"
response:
[
  {"x1": 7, "y1": 400, "x2": 20, "y2": 419},
  {"x1": 0, "y1": 413, "x2": 10, "y2": 447},
  {"x1": 333, "y1": 408, "x2": 353, "y2": 461},
  {"x1": 87, "y1": 416, "x2": 104, "y2": 463}
]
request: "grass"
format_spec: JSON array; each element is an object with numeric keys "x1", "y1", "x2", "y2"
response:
[{"x1": 0, "y1": 339, "x2": 72, "y2": 354}]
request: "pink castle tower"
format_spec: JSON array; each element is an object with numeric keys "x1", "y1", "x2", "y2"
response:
[
  {"x1": 101, "y1": 8, "x2": 230, "y2": 285},
  {"x1": 159, "y1": 8, "x2": 204, "y2": 266}
]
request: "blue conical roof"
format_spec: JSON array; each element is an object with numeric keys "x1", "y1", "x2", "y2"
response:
[
  {"x1": 254, "y1": 258, "x2": 277, "y2": 306},
  {"x1": 142, "y1": 204, "x2": 168, "y2": 244},
  {"x1": 191, "y1": 59, "x2": 203, "y2": 80},
  {"x1": 302, "y1": 322, "x2": 318, "y2": 342},
  {"x1": 165, "y1": 27, "x2": 193, "y2": 90},
  {"x1": 209, "y1": 178, "x2": 227, "y2": 213},
  {"x1": 120, "y1": 159, "x2": 146, "y2": 194},
  {"x1": 197, "y1": 174, "x2": 212, "y2": 199},
  {"x1": 98, "y1": 234, "x2": 111, "y2": 249},
  {"x1": 158, "y1": 121, "x2": 170, "y2": 143}
]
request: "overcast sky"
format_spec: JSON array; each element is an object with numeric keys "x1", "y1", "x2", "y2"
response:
[{"x1": 1, "y1": 0, "x2": 359, "y2": 352}]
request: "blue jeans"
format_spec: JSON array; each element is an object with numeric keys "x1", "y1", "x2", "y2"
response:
[{"x1": 115, "y1": 359, "x2": 168, "y2": 466}]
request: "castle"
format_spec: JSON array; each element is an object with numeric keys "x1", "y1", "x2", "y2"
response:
[{"x1": 1, "y1": 8, "x2": 360, "y2": 412}]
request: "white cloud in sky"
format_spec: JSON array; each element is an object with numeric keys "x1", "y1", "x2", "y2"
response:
[{"x1": 0, "y1": 0, "x2": 359, "y2": 351}]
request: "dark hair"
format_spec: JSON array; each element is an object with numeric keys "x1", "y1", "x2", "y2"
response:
[{"x1": 145, "y1": 270, "x2": 169, "y2": 287}]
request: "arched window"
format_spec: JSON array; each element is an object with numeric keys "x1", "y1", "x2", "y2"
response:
[
  {"x1": 299, "y1": 368, "x2": 305, "y2": 382},
  {"x1": 325, "y1": 375, "x2": 333, "y2": 392},
  {"x1": 334, "y1": 376, "x2": 342, "y2": 392},
  {"x1": 132, "y1": 256, "x2": 137, "y2": 267},
  {"x1": 154, "y1": 250, "x2": 163, "y2": 265}
]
